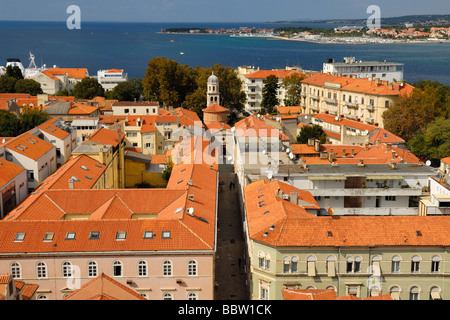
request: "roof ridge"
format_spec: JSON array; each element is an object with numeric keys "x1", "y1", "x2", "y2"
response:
[
  {"x1": 178, "y1": 219, "x2": 213, "y2": 250},
  {"x1": 43, "y1": 193, "x2": 67, "y2": 217}
]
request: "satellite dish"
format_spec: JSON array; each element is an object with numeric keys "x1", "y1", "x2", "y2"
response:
[
  {"x1": 364, "y1": 130, "x2": 369, "y2": 135},
  {"x1": 289, "y1": 152, "x2": 294, "y2": 159},
  {"x1": 335, "y1": 116, "x2": 339, "y2": 121},
  {"x1": 187, "y1": 207, "x2": 195, "y2": 216},
  {"x1": 263, "y1": 150, "x2": 267, "y2": 155},
  {"x1": 327, "y1": 208, "x2": 334, "y2": 216},
  {"x1": 426, "y1": 160, "x2": 431, "y2": 166},
  {"x1": 286, "y1": 148, "x2": 290, "y2": 153},
  {"x1": 267, "y1": 173, "x2": 273, "y2": 180}
]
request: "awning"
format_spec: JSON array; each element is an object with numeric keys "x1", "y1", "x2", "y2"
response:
[
  {"x1": 365, "y1": 175, "x2": 403, "y2": 180},
  {"x1": 431, "y1": 291, "x2": 441, "y2": 300},
  {"x1": 308, "y1": 175, "x2": 347, "y2": 181}
]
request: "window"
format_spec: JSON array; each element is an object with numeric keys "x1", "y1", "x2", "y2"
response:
[
  {"x1": 116, "y1": 231, "x2": 126, "y2": 241},
  {"x1": 88, "y1": 261, "x2": 98, "y2": 278},
  {"x1": 283, "y1": 257, "x2": 290, "y2": 273},
  {"x1": 260, "y1": 283, "x2": 269, "y2": 300},
  {"x1": 113, "y1": 260, "x2": 123, "y2": 277},
  {"x1": 162, "y1": 292, "x2": 173, "y2": 300},
  {"x1": 188, "y1": 260, "x2": 197, "y2": 276},
  {"x1": 62, "y1": 261, "x2": 73, "y2": 278},
  {"x1": 162, "y1": 231, "x2": 171, "y2": 239},
  {"x1": 265, "y1": 254, "x2": 271, "y2": 271},
  {"x1": 409, "y1": 286, "x2": 420, "y2": 300},
  {"x1": 392, "y1": 255, "x2": 401, "y2": 273},
  {"x1": 258, "y1": 252, "x2": 265, "y2": 269},
  {"x1": 36, "y1": 262, "x2": 47, "y2": 278},
  {"x1": 346, "y1": 256, "x2": 361, "y2": 273},
  {"x1": 38, "y1": 295, "x2": 48, "y2": 300},
  {"x1": 124, "y1": 108, "x2": 129, "y2": 114},
  {"x1": 143, "y1": 231, "x2": 154, "y2": 239},
  {"x1": 307, "y1": 256, "x2": 317, "y2": 277},
  {"x1": 327, "y1": 256, "x2": 336, "y2": 277},
  {"x1": 89, "y1": 231, "x2": 100, "y2": 240},
  {"x1": 291, "y1": 257, "x2": 298, "y2": 273},
  {"x1": 43, "y1": 232, "x2": 54, "y2": 242},
  {"x1": 163, "y1": 260, "x2": 172, "y2": 276},
  {"x1": 430, "y1": 286, "x2": 442, "y2": 300},
  {"x1": 431, "y1": 256, "x2": 441, "y2": 273},
  {"x1": 66, "y1": 232, "x2": 76, "y2": 240},
  {"x1": 390, "y1": 286, "x2": 401, "y2": 300},
  {"x1": 138, "y1": 260, "x2": 148, "y2": 277},
  {"x1": 347, "y1": 285, "x2": 359, "y2": 297},
  {"x1": 411, "y1": 256, "x2": 420, "y2": 273},
  {"x1": 188, "y1": 292, "x2": 198, "y2": 300},
  {"x1": 385, "y1": 196, "x2": 396, "y2": 201},
  {"x1": 10, "y1": 262, "x2": 21, "y2": 279},
  {"x1": 14, "y1": 233, "x2": 25, "y2": 242}
]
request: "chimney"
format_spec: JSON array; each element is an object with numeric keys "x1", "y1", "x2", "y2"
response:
[
  {"x1": 290, "y1": 191, "x2": 298, "y2": 205},
  {"x1": 351, "y1": 148, "x2": 355, "y2": 157},
  {"x1": 69, "y1": 179, "x2": 74, "y2": 189},
  {"x1": 314, "y1": 139, "x2": 320, "y2": 152}
]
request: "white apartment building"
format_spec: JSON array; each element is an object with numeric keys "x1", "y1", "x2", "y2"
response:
[
  {"x1": 112, "y1": 101, "x2": 160, "y2": 116},
  {"x1": 97, "y1": 69, "x2": 128, "y2": 92},
  {"x1": 323, "y1": 57, "x2": 404, "y2": 82}
]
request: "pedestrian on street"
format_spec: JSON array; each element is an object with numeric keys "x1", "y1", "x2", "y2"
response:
[{"x1": 229, "y1": 181, "x2": 232, "y2": 192}]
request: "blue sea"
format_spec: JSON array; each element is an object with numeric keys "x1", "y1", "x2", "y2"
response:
[{"x1": 0, "y1": 20, "x2": 449, "y2": 85}]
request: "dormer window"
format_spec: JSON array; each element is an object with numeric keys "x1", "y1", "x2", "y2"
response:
[
  {"x1": 162, "y1": 231, "x2": 171, "y2": 239},
  {"x1": 116, "y1": 231, "x2": 126, "y2": 241},
  {"x1": 89, "y1": 231, "x2": 100, "y2": 240},
  {"x1": 143, "y1": 231, "x2": 154, "y2": 239},
  {"x1": 65, "y1": 232, "x2": 76, "y2": 240},
  {"x1": 14, "y1": 233, "x2": 25, "y2": 242},
  {"x1": 43, "y1": 232, "x2": 54, "y2": 242}
]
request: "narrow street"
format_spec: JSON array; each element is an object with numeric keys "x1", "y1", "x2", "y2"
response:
[{"x1": 214, "y1": 164, "x2": 249, "y2": 300}]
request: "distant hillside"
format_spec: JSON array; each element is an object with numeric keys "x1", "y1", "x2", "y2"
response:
[{"x1": 268, "y1": 14, "x2": 450, "y2": 26}]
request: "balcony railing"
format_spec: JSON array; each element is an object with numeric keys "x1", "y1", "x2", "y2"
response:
[
  {"x1": 365, "y1": 105, "x2": 375, "y2": 111},
  {"x1": 345, "y1": 101, "x2": 359, "y2": 108}
]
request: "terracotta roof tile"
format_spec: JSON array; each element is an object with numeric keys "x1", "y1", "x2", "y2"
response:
[
  {"x1": 203, "y1": 104, "x2": 228, "y2": 112},
  {"x1": 37, "y1": 118, "x2": 70, "y2": 140},
  {"x1": 245, "y1": 69, "x2": 304, "y2": 79},
  {"x1": 3, "y1": 133, "x2": 55, "y2": 161},
  {"x1": 0, "y1": 159, "x2": 26, "y2": 189}
]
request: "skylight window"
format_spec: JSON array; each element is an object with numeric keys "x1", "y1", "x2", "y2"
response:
[
  {"x1": 86, "y1": 176, "x2": 93, "y2": 180},
  {"x1": 43, "y1": 232, "x2": 54, "y2": 242},
  {"x1": 18, "y1": 144, "x2": 27, "y2": 149},
  {"x1": 95, "y1": 164, "x2": 103, "y2": 168},
  {"x1": 70, "y1": 176, "x2": 80, "y2": 182},
  {"x1": 14, "y1": 232, "x2": 26, "y2": 242},
  {"x1": 143, "y1": 231, "x2": 154, "y2": 239},
  {"x1": 162, "y1": 231, "x2": 171, "y2": 239},
  {"x1": 116, "y1": 231, "x2": 127, "y2": 240},
  {"x1": 175, "y1": 207, "x2": 184, "y2": 214},
  {"x1": 15, "y1": 146, "x2": 24, "y2": 151},
  {"x1": 65, "y1": 232, "x2": 76, "y2": 240},
  {"x1": 81, "y1": 165, "x2": 89, "y2": 171},
  {"x1": 89, "y1": 231, "x2": 100, "y2": 240}
]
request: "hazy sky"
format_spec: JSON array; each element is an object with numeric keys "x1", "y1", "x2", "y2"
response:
[{"x1": 0, "y1": 0, "x2": 449, "y2": 23}]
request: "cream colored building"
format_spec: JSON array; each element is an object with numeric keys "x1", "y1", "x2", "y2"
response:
[{"x1": 301, "y1": 73, "x2": 414, "y2": 128}]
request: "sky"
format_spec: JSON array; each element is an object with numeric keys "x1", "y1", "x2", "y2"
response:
[{"x1": 0, "y1": 0, "x2": 449, "y2": 23}]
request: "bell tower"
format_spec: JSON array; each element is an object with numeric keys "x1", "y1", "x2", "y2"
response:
[{"x1": 206, "y1": 72, "x2": 220, "y2": 107}]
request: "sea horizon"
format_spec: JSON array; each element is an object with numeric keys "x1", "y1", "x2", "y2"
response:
[{"x1": 1, "y1": 20, "x2": 449, "y2": 85}]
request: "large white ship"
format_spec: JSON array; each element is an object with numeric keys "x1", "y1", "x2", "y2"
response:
[{"x1": 0, "y1": 52, "x2": 48, "y2": 78}]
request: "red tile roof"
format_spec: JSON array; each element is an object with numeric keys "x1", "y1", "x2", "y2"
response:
[
  {"x1": 282, "y1": 289, "x2": 337, "y2": 300},
  {"x1": 38, "y1": 118, "x2": 71, "y2": 140},
  {"x1": 0, "y1": 159, "x2": 26, "y2": 189},
  {"x1": 68, "y1": 103, "x2": 98, "y2": 115},
  {"x1": 84, "y1": 127, "x2": 125, "y2": 147},
  {"x1": 442, "y1": 157, "x2": 450, "y2": 166},
  {"x1": 63, "y1": 273, "x2": 146, "y2": 300},
  {"x1": 203, "y1": 104, "x2": 228, "y2": 112},
  {"x1": 3, "y1": 133, "x2": 55, "y2": 161},
  {"x1": 276, "y1": 106, "x2": 303, "y2": 115},
  {"x1": 245, "y1": 70, "x2": 304, "y2": 79},
  {"x1": 44, "y1": 68, "x2": 88, "y2": 79}
]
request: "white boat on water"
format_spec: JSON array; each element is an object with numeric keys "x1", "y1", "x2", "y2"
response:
[{"x1": 0, "y1": 52, "x2": 48, "y2": 78}]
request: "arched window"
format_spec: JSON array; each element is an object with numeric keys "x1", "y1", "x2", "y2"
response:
[
  {"x1": 113, "y1": 260, "x2": 123, "y2": 277},
  {"x1": 163, "y1": 260, "x2": 172, "y2": 277},
  {"x1": 283, "y1": 256, "x2": 290, "y2": 273},
  {"x1": 430, "y1": 286, "x2": 442, "y2": 300},
  {"x1": 62, "y1": 261, "x2": 73, "y2": 278},
  {"x1": 327, "y1": 256, "x2": 336, "y2": 277},
  {"x1": 291, "y1": 256, "x2": 299, "y2": 273},
  {"x1": 307, "y1": 256, "x2": 317, "y2": 277},
  {"x1": 187, "y1": 260, "x2": 197, "y2": 276},
  {"x1": 409, "y1": 286, "x2": 420, "y2": 300},
  {"x1": 265, "y1": 254, "x2": 271, "y2": 271},
  {"x1": 162, "y1": 292, "x2": 173, "y2": 300},
  {"x1": 411, "y1": 256, "x2": 421, "y2": 273},
  {"x1": 431, "y1": 256, "x2": 441, "y2": 273},
  {"x1": 371, "y1": 256, "x2": 381, "y2": 276},
  {"x1": 188, "y1": 292, "x2": 198, "y2": 300},
  {"x1": 38, "y1": 295, "x2": 48, "y2": 300},
  {"x1": 258, "y1": 251, "x2": 265, "y2": 269},
  {"x1": 390, "y1": 286, "x2": 401, "y2": 300},
  {"x1": 10, "y1": 262, "x2": 21, "y2": 279},
  {"x1": 138, "y1": 260, "x2": 148, "y2": 277},
  {"x1": 36, "y1": 262, "x2": 47, "y2": 279},
  {"x1": 391, "y1": 255, "x2": 401, "y2": 273},
  {"x1": 88, "y1": 261, "x2": 98, "y2": 278}
]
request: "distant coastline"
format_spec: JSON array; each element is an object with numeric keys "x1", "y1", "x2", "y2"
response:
[{"x1": 269, "y1": 35, "x2": 450, "y2": 45}]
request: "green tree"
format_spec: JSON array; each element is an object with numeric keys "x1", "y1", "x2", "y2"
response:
[
  {"x1": 0, "y1": 110, "x2": 20, "y2": 137},
  {"x1": 382, "y1": 81, "x2": 450, "y2": 142},
  {"x1": 261, "y1": 75, "x2": 279, "y2": 115},
  {"x1": 297, "y1": 124, "x2": 327, "y2": 144},
  {"x1": 0, "y1": 76, "x2": 18, "y2": 93},
  {"x1": 107, "y1": 81, "x2": 140, "y2": 101},
  {"x1": 14, "y1": 79, "x2": 43, "y2": 95},
  {"x1": 282, "y1": 72, "x2": 306, "y2": 106},
  {"x1": 5, "y1": 65, "x2": 24, "y2": 80},
  {"x1": 19, "y1": 106, "x2": 51, "y2": 133},
  {"x1": 183, "y1": 64, "x2": 246, "y2": 123},
  {"x1": 143, "y1": 57, "x2": 196, "y2": 107},
  {"x1": 409, "y1": 117, "x2": 450, "y2": 160},
  {"x1": 162, "y1": 162, "x2": 173, "y2": 181},
  {"x1": 73, "y1": 77, "x2": 105, "y2": 99}
]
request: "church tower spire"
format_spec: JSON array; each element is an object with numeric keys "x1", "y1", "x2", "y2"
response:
[{"x1": 206, "y1": 72, "x2": 220, "y2": 107}]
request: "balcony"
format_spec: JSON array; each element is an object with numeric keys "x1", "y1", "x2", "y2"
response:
[
  {"x1": 345, "y1": 114, "x2": 357, "y2": 120},
  {"x1": 309, "y1": 187, "x2": 423, "y2": 197},
  {"x1": 366, "y1": 105, "x2": 375, "y2": 111},
  {"x1": 345, "y1": 101, "x2": 359, "y2": 109},
  {"x1": 324, "y1": 98, "x2": 338, "y2": 105},
  {"x1": 309, "y1": 105, "x2": 319, "y2": 112},
  {"x1": 310, "y1": 94, "x2": 319, "y2": 100},
  {"x1": 365, "y1": 118, "x2": 375, "y2": 124}
]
